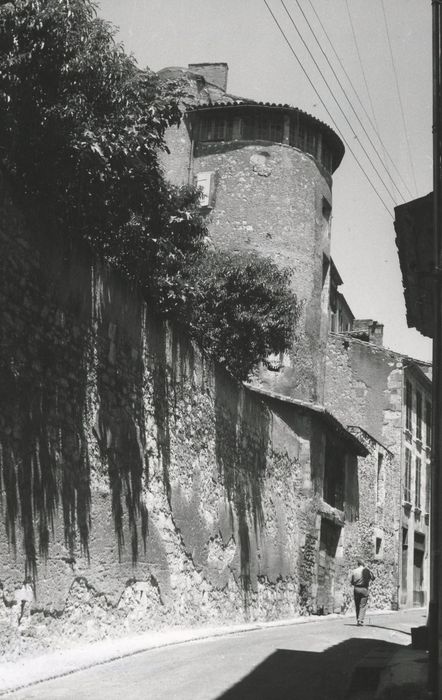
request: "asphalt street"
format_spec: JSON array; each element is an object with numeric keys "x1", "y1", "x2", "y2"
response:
[{"x1": 4, "y1": 609, "x2": 426, "y2": 700}]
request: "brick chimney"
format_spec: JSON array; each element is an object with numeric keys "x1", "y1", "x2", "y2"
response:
[{"x1": 188, "y1": 63, "x2": 228, "y2": 92}]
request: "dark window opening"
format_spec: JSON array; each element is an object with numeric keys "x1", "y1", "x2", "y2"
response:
[
  {"x1": 405, "y1": 379, "x2": 412, "y2": 432},
  {"x1": 305, "y1": 129, "x2": 317, "y2": 155},
  {"x1": 298, "y1": 122, "x2": 306, "y2": 148},
  {"x1": 269, "y1": 120, "x2": 283, "y2": 142},
  {"x1": 242, "y1": 117, "x2": 254, "y2": 140},
  {"x1": 322, "y1": 147, "x2": 333, "y2": 172},
  {"x1": 377, "y1": 452, "x2": 384, "y2": 505},
  {"x1": 401, "y1": 528, "x2": 408, "y2": 600},
  {"x1": 322, "y1": 198, "x2": 332, "y2": 222},
  {"x1": 425, "y1": 401, "x2": 432, "y2": 448},
  {"x1": 323, "y1": 437, "x2": 345, "y2": 510},
  {"x1": 415, "y1": 457, "x2": 422, "y2": 509},
  {"x1": 416, "y1": 390, "x2": 422, "y2": 441},
  {"x1": 200, "y1": 116, "x2": 233, "y2": 142},
  {"x1": 413, "y1": 533, "x2": 425, "y2": 605},
  {"x1": 375, "y1": 537, "x2": 382, "y2": 555},
  {"x1": 404, "y1": 448, "x2": 412, "y2": 502}
]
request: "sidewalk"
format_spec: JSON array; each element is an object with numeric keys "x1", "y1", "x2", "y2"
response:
[{"x1": 0, "y1": 608, "x2": 430, "y2": 697}]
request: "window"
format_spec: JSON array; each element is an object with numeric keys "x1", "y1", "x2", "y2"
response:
[
  {"x1": 323, "y1": 437, "x2": 345, "y2": 510},
  {"x1": 242, "y1": 117, "x2": 254, "y2": 140},
  {"x1": 425, "y1": 401, "x2": 432, "y2": 448},
  {"x1": 256, "y1": 117, "x2": 269, "y2": 140},
  {"x1": 195, "y1": 171, "x2": 214, "y2": 208},
  {"x1": 377, "y1": 452, "x2": 385, "y2": 505},
  {"x1": 404, "y1": 447, "x2": 412, "y2": 502},
  {"x1": 305, "y1": 128, "x2": 317, "y2": 155},
  {"x1": 289, "y1": 120, "x2": 296, "y2": 146},
  {"x1": 375, "y1": 537, "x2": 383, "y2": 556},
  {"x1": 416, "y1": 391, "x2": 422, "y2": 441},
  {"x1": 269, "y1": 119, "x2": 283, "y2": 143},
  {"x1": 322, "y1": 198, "x2": 332, "y2": 222},
  {"x1": 199, "y1": 117, "x2": 233, "y2": 142},
  {"x1": 415, "y1": 457, "x2": 422, "y2": 510},
  {"x1": 322, "y1": 147, "x2": 333, "y2": 172},
  {"x1": 298, "y1": 121, "x2": 306, "y2": 148},
  {"x1": 405, "y1": 379, "x2": 412, "y2": 433}
]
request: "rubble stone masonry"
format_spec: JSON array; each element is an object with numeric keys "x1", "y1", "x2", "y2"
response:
[{"x1": 0, "y1": 177, "x2": 355, "y2": 660}]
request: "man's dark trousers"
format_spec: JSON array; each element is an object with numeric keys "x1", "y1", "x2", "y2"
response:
[{"x1": 354, "y1": 586, "x2": 369, "y2": 623}]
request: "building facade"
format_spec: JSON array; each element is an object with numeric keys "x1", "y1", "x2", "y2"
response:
[
  {"x1": 159, "y1": 62, "x2": 433, "y2": 612},
  {"x1": 401, "y1": 363, "x2": 432, "y2": 607},
  {"x1": 159, "y1": 62, "x2": 344, "y2": 404},
  {"x1": 325, "y1": 331, "x2": 432, "y2": 608}
]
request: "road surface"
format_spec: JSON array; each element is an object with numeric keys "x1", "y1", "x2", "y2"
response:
[{"x1": 5, "y1": 609, "x2": 426, "y2": 700}]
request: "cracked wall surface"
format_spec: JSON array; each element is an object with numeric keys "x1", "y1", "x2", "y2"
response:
[{"x1": 0, "y1": 176, "x2": 334, "y2": 660}]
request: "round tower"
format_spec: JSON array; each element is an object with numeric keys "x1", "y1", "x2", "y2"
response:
[{"x1": 159, "y1": 64, "x2": 345, "y2": 403}]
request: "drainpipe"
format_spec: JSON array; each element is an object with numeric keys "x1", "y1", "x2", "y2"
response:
[{"x1": 429, "y1": 1, "x2": 442, "y2": 696}]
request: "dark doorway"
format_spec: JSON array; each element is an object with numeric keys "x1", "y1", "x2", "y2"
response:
[
  {"x1": 413, "y1": 532, "x2": 425, "y2": 606},
  {"x1": 317, "y1": 518, "x2": 341, "y2": 614}
]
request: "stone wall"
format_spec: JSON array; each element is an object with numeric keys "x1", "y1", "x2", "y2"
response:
[
  {"x1": 347, "y1": 429, "x2": 400, "y2": 611},
  {"x1": 325, "y1": 333, "x2": 404, "y2": 453},
  {"x1": 0, "y1": 177, "x2": 353, "y2": 660},
  {"x1": 163, "y1": 123, "x2": 333, "y2": 403}
]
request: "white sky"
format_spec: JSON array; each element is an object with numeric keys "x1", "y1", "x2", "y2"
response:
[{"x1": 97, "y1": 0, "x2": 433, "y2": 362}]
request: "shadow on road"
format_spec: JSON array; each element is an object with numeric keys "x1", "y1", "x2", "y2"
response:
[
  {"x1": 215, "y1": 637, "x2": 404, "y2": 700},
  {"x1": 366, "y1": 624, "x2": 411, "y2": 636}
]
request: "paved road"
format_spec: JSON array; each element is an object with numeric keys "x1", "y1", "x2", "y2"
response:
[{"x1": 5, "y1": 609, "x2": 426, "y2": 700}]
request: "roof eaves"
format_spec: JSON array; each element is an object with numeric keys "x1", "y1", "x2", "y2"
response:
[
  {"x1": 244, "y1": 384, "x2": 369, "y2": 457},
  {"x1": 347, "y1": 425, "x2": 394, "y2": 457}
]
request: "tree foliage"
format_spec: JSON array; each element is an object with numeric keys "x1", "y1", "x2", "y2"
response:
[
  {"x1": 0, "y1": 0, "x2": 299, "y2": 378},
  {"x1": 0, "y1": 0, "x2": 205, "y2": 311},
  {"x1": 183, "y1": 250, "x2": 299, "y2": 380}
]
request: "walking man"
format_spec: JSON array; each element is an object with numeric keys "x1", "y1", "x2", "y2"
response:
[{"x1": 350, "y1": 558, "x2": 375, "y2": 625}]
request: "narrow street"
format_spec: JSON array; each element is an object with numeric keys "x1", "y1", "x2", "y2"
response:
[{"x1": 4, "y1": 609, "x2": 426, "y2": 700}]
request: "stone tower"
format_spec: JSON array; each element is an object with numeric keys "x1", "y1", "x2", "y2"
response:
[{"x1": 158, "y1": 63, "x2": 345, "y2": 403}]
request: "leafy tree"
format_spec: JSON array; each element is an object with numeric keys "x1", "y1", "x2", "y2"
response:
[
  {"x1": 0, "y1": 0, "x2": 299, "y2": 378},
  {"x1": 183, "y1": 250, "x2": 299, "y2": 379},
  {"x1": 0, "y1": 0, "x2": 205, "y2": 312}
]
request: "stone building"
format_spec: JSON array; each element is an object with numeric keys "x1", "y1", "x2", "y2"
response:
[
  {"x1": 158, "y1": 62, "x2": 344, "y2": 404},
  {"x1": 325, "y1": 327, "x2": 432, "y2": 608},
  {"x1": 0, "y1": 63, "x2": 431, "y2": 660},
  {"x1": 0, "y1": 171, "x2": 375, "y2": 656},
  {"x1": 159, "y1": 62, "x2": 433, "y2": 611}
]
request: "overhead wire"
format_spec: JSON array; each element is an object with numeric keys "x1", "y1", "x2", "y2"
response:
[
  {"x1": 344, "y1": 0, "x2": 380, "y2": 134},
  {"x1": 263, "y1": 0, "x2": 393, "y2": 218},
  {"x1": 380, "y1": 0, "x2": 419, "y2": 196},
  {"x1": 292, "y1": 0, "x2": 408, "y2": 203},
  {"x1": 279, "y1": 0, "x2": 399, "y2": 208},
  {"x1": 343, "y1": 0, "x2": 392, "y2": 194},
  {"x1": 305, "y1": 0, "x2": 414, "y2": 200}
]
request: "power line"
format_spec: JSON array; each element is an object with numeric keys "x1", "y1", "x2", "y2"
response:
[
  {"x1": 279, "y1": 0, "x2": 399, "y2": 208},
  {"x1": 344, "y1": 0, "x2": 394, "y2": 198},
  {"x1": 263, "y1": 0, "x2": 393, "y2": 218},
  {"x1": 305, "y1": 0, "x2": 414, "y2": 201},
  {"x1": 291, "y1": 0, "x2": 407, "y2": 203},
  {"x1": 344, "y1": 0, "x2": 380, "y2": 139},
  {"x1": 380, "y1": 0, "x2": 418, "y2": 196}
]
